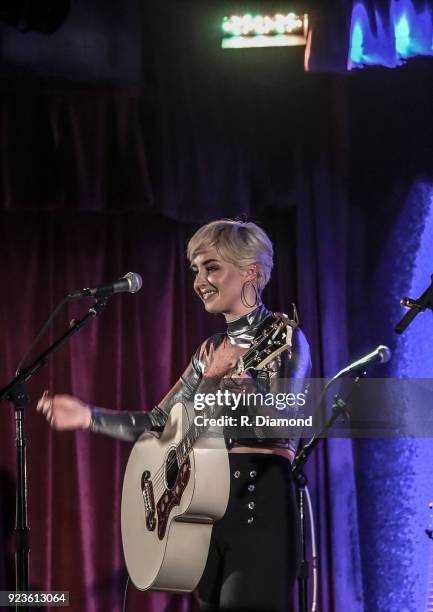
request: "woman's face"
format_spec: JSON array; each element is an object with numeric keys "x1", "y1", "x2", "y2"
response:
[{"x1": 190, "y1": 247, "x2": 256, "y2": 319}]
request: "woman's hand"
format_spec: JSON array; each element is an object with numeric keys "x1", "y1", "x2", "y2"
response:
[
  {"x1": 204, "y1": 340, "x2": 252, "y2": 379},
  {"x1": 36, "y1": 391, "x2": 92, "y2": 431}
]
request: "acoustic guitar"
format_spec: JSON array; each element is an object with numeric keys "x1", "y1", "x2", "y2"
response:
[{"x1": 121, "y1": 312, "x2": 296, "y2": 592}]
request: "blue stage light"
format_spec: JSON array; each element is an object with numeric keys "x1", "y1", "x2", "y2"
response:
[{"x1": 349, "y1": 0, "x2": 433, "y2": 69}]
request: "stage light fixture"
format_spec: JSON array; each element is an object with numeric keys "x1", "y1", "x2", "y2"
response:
[{"x1": 221, "y1": 12, "x2": 308, "y2": 49}]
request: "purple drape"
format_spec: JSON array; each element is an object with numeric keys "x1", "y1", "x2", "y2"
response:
[{"x1": 296, "y1": 148, "x2": 364, "y2": 611}]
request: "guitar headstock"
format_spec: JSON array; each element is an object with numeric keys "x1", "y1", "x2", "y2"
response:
[{"x1": 236, "y1": 312, "x2": 297, "y2": 374}]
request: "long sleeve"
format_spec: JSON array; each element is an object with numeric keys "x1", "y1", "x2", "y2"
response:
[
  {"x1": 280, "y1": 326, "x2": 312, "y2": 381},
  {"x1": 268, "y1": 326, "x2": 311, "y2": 417},
  {"x1": 252, "y1": 326, "x2": 311, "y2": 385},
  {"x1": 260, "y1": 326, "x2": 312, "y2": 450},
  {"x1": 89, "y1": 348, "x2": 203, "y2": 442}
]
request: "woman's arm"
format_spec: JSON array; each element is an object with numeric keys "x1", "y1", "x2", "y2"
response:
[
  {"x1": 37, "y1": 348, "x2": 203, "y2": 441},
  {"x1": 36, "y1": 336, "x2": 243, "y2": 441},
  {"x1": 88, "y1": 355, "x2": 203, "y2": 441}
]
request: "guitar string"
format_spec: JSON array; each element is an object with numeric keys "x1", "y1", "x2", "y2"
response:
[
  {"x1": 148, "y1": 375, "x2": 292, "y2": 501},
  {"x1": 149, "y1": 330, "x2": 288, "y2": 497},
  {"x1": 146, "y1": 342, "x2": 261, "y2": 494},
  {"x1": 146, "y1": 334, "x2": 286, "y2": 497},
  {"x1": 148, "y1": 367, "x2": 253, "y2": 497},
  {"x1": 147, "y1": 348, "x2": 276, "y2": 497},
  {"x1": 145, "y1": 319, "x2": 286, "y2": 497},
  {"x1": 149, "y1": 384, "x2": 238, "y2": 497}
]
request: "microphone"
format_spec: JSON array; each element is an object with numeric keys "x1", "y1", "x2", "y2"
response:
[
  {"x1": 68, "y1": 272, "x2": 143, "y2": 299},
  {"x1": 333, "y1": 345, "x2": 392, "y2": 380}
]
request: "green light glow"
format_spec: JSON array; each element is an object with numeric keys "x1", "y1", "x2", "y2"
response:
[{"x1": 221, "y1": 12, "x2": 308, "y2": 48}]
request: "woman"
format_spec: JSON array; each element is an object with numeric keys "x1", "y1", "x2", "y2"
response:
[{"x1": 37, "y1": 219, "x2": 311, "y2": 611}]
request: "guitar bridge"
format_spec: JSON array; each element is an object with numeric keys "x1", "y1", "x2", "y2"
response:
[{"x1": 141, "y1": 471, "x2": 156, "y2": 531}]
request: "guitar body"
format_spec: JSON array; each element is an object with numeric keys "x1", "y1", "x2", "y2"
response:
[{"x1": 121, "y1": 401, "x2": 230, "y2": 592}]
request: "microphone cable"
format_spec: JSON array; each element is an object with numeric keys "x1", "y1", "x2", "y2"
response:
[
  {"x1": 122, "y1": 575, "x2": 130, "y2": 612},
  {"x1": 15, "y1": 296, "x2": 69, "y2": 375}
]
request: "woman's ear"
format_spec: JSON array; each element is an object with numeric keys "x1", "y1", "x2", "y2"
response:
[{"x1": 243, "y1": 263, "x2": 258, "y2": 283}]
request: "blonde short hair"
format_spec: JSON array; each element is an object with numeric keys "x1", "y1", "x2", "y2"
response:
[{"x1": 187, "y1": 219, "x2": 274, "y2": 294}]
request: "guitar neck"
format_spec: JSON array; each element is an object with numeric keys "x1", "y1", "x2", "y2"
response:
[{"x1": 176, "y1": 398, "x2": 220, "y2": 464}]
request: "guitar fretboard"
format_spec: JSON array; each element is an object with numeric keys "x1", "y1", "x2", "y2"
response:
[{"x1": 176, "y1": 400, "x2": 219, "y2": 465}]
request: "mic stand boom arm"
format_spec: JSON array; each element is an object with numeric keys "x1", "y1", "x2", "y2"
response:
[
  {"x1": 0, "y1": 298, "x2": 108, "y2": 607},
  {"x1": 395, "y1": 273, "x2": 433, "y2": 334},
  {"x1": 292, "y1": 375, "x2": 363, "y2": 479}
]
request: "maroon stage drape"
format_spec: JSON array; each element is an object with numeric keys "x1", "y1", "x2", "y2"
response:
[
  {"x1": 0, "y1": 210, "x2": 299, "y2": 611},
  {"x1": 0, "y1": 47, "x2": 366, "y2": 608}
]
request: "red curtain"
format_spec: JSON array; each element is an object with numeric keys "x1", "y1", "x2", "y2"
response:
[{"x1": 0, "y1": 210, "x2": 297, "y2": 611}]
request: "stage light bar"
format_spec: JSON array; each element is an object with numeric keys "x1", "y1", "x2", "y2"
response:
[{"x1": 221, "y1": 13, "x2": 308, "y2": 49}]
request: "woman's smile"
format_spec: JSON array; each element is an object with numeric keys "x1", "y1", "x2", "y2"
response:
[{"x1": 200, "y1": 288, "x2": 218, "y2": 302}]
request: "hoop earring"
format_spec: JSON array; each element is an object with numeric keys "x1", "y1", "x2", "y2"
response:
[{"x1": 241, "y1": 281, "x2": 260, "y2": 308}]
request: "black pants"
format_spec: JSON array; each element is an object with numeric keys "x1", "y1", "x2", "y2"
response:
[{"x1": 197, "y1": 453, "x2": 301, "y2": 612}]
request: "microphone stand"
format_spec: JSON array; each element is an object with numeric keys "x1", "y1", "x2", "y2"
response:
[
  {"x1": 0, "y1": 298, "x2": 108, "y2": 608},
  {"x1": 395, "y1": 273, "x2": 433, "y2": 334},
  {"x1": 292, "y1": 373, "x2": 365, "y2": 612}
]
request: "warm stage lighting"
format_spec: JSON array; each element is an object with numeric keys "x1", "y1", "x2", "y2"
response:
[{"x1": 221, "y1": 12, "x2": 308, "y2": 49}]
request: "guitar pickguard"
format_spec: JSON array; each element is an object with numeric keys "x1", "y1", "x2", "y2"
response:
[{"x1": 156, "y1": 457, "x2": 191, "y2": 540}]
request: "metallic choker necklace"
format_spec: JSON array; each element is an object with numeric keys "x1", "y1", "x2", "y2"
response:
[{"x1": 226, "y1": 304, "x2": 272, "y2": 348}]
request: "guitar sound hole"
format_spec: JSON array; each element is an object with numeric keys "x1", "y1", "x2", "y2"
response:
[{"x1": 165, "y1": 449, "x2": 179, "y2": 490}]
